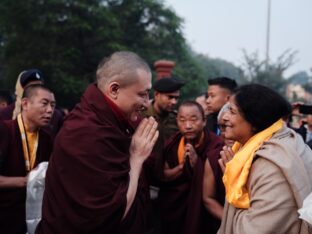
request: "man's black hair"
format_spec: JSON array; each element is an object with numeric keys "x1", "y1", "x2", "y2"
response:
[
  {"x1": 22, "y1": 84, "x2": 52, "y2": 99},
  {"x1": 208, "y1": 77, "x2": 237, "y2": 92}
]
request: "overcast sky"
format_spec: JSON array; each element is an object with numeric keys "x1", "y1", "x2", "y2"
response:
[{"x1": 165, "y1": 0, "x2": 312, "y2": 77}]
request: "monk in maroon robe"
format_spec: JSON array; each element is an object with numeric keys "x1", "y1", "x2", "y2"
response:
[
  {"x1": 36, "y1": 51, "x2": 159, "y2": 234},
  {"x1": 0, "y1": 85, "x2": 55, "y2": 234},
  {"x1": 0, "y1": 69, "x2": 63, "y2": 138},
  {"x1": 159, "y1": 101, "x2": 224, "y2": 234}
]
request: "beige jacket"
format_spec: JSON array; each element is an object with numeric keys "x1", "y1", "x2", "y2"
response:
[{"x1": 218, "y1": 126, "x2": 312, "y2": 234}]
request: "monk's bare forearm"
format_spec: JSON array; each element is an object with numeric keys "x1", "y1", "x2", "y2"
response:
[
  {"x1": 164, "y1": 163, "x2": 183, "y2": 181},
  {"x1": 123, "y1": 158, "x2": 143, "y2": 219},
  {"x1": 0, "y1": 175, "x2": 27, "y2": 188},
  {"x1": 123, "y1": 117, "x2": 158, "y2": 218},
  {"x1": 203, "y1": 197, "x2": 224, "y2": 220}
]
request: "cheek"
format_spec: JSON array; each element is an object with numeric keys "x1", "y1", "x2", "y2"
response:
[{"x1": 177, "y1": 123, "x2": 183, "y2": 130}]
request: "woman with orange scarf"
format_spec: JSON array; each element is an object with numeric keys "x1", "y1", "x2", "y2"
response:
[{"x1": 217, "y1": 84, "x2": 312, "y2": 234}]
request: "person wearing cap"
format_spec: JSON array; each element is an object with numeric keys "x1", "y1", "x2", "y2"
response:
[
  {"x1": 144, "y1": 76, "x2": 185, "y2": 186},
  {"x1": 143, "y1": 77, "x2": 185, "y2": 233},
  {"x1": 206, "y1": 77, "x2": 237, "y2": 135},
  {"x1": 0, "y1": 69, "x2": 63, "y2": 138},
  {"x1": 145, "y1": 77, "x2": 185, "y2": 149},
  {"x1": 0, "y1": 84, "x2": 55, "y2": 234}
]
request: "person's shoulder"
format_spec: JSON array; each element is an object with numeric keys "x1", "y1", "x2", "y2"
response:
[
  {"x1": 168, "y1": 110, "x2": 177, "y2": 119},
  {"x1": 164, "y1": 131, "x2": 182, "y2": 149},
  {"x1": 163, "y1": 111, "x2": 178, "y2": 129},
  {"x1": 143, "y1": 104, "x2": 155, "y2": 117},
  {"x1": 0, "y1": 120, "x2": 13, "y2": 148},
  {"x1": 0, "y1": 119, "x2": 15, "y2": 131},
  {"x1": 39, "y1": 127, "x2": 54, "y2": 141},
  {"x1": 0, "y1": 103, "x2": 14, "y2": 120},
  {"x1": 205, "y1": 128, "x2": 224, "y2": 146},
  {"x1": 0, "y1": 119, "x2": 9, "y2": 132}
]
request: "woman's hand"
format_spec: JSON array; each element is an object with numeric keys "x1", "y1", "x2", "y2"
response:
[{"x1": 218, "y1": 145, "x2": 235, "y2": 173}]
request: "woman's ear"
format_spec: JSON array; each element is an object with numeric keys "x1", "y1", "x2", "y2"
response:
[{"x1": 107, "y1": 82, "x2": 120, "y2": 99}]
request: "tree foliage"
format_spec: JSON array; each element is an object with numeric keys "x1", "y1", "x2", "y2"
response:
[
  {"x1": 0, "y1": 0, "x2": 247, "y2": 107},
  {"x1": 240, "y1": 49, "x2": 297, "y2": 94},
  {"x1": 192, "y1": 52, "x2": 246, "y2": 85},
  {"x1": 289, "y1": 71, "x2": 312, "y2": 95},
  {"x1": 0, "y1": 0, "x2": 122, "y2": 106}
]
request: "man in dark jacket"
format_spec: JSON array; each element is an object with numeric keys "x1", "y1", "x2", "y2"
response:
[{"x1": 206, "y1": 77, "x2": 237, "y2": 135}]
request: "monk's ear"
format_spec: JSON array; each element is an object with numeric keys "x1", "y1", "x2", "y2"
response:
[
  {"x1": 21, "y1": 98, "x2": 28, "y2": 111},
  {"x1": 107, "y1": 82, "x2": 120, "y2": 99}
]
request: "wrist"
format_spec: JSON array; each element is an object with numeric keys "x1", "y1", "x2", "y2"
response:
[{"x1": 130, "y1": 156, "x2": 144, "y2": 170}]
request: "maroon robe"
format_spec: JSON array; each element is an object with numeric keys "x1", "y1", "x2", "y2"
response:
[
  {"x1": 0, "y1": 120, "x2": 53, "y2": 234},
  {"x1": 159, "y1": 129, "x2": 224, "y2": 234},
  {"x1": 36, "y1": 84, "x2": 151, "y2": 234}
]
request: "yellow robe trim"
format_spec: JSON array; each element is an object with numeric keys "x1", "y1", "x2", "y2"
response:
[
  {"x1": 222, "y1": 119, "x2": 283, "y2": 208},
  {"x1": 17, "y1": 114, "x2": 39, "y2": 171},
  {"x1": 177, "y1": 132, "x2": 204, "y2": 164}
]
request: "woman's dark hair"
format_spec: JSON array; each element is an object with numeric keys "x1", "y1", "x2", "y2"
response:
[{"x1": 233, "y1": 84, "x2": 292, "y2": 133}]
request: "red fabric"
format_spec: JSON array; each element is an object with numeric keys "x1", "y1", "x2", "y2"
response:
[
  {"x1": 159, "y1": 129, "x2": 224, "y2": 234},
  {"x1": 36, "y1": 83, "x2": 150, "y2": 234},
  {"x1": 0, "y1": 120, "x2": 53, "y2": 234}
]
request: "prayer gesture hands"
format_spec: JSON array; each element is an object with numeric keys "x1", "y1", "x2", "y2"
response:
[
  {"x1": 130, "y1": 117, "x2": 159, "y2": 165},
  {"x1": 218, "y1": 145, "x2": 235, "y2": 173},
  {"x1": 185, "y1": 143, "x2": 198, "y2": 168}
]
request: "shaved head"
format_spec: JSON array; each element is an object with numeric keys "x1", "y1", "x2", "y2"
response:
[{"x1": 96, "y1": 51, "x2": 151, "y2": 90}]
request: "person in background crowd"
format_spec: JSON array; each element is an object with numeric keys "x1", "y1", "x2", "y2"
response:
[
  {"x1": 145, "y1": 77, "x2": 185, "y2": 148},
  {"x1": 294, "y1": 114, "x2": 312, "y2": 143},
  {"x1": 195, "y1": 92, "x2": 209, "y2": 117},
  {"x1": 218, "y1": 84, "x2": 312, "y2": 234},
  {"x1": 206, "y1": 77, "x2": 237, "y2": 135},
  {"x1": 0, "y1": 69, "x2": 63, "y2": 138},
  {"x1": 143, "y1": 77, "x2": 185, "y2": 233},
  {"x1": 144, "y1": 77, "x2": 186, "y2": 180},
  {"x1": 217, "y1": 103, "x2": 234, "y2": 147},
  {"x1": 159, "y1": 100, "x2": 224, "y2": 234},
  {"x1": 0, "y1": 89, "x2": 13, "y2": 109},
  {"x1": 0, "y1": 85, "x2": 55, "y2": 234},
  {"x1": 36, "y1": 51, "x2": 159, "y2": 234}
]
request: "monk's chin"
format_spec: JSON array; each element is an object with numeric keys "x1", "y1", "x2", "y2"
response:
[{"x1": 130, "y1": 113, "x2": 139, "y2": 122}]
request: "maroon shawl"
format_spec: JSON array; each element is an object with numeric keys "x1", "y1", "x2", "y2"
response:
[
  {"x1": 36, "y1": 84, "x2": 150, "y2": 234},
  {"x1": 159, "y1": 128, "x2": 224, "y2": 234},
  {"x1": 0, "y1": 120, "x2": 53, "y2": 234}
]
